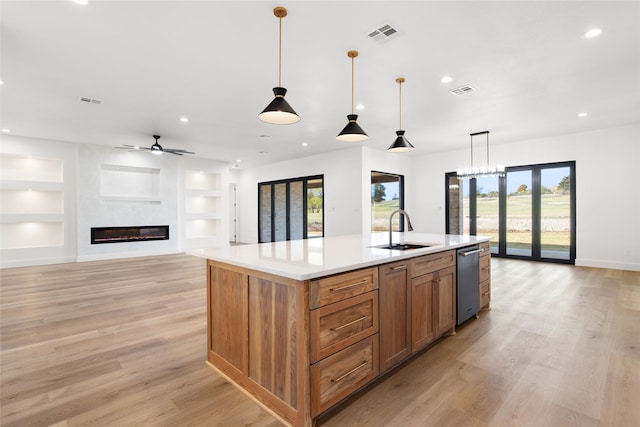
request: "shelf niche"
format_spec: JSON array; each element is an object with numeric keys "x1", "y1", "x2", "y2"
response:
[{"x1": 100, "y1": 164, "x2": 161, "y2": 202}]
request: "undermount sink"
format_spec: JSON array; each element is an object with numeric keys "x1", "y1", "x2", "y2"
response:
[{"x1": 371, "y1": 243, "x2": 435, "y2": 251}]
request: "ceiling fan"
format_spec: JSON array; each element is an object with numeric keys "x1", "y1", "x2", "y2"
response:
[{"x1": 116, "y1": 135, "x2": 195, "y2": 156}]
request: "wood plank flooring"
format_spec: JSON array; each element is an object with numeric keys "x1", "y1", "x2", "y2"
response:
[{"x1": 1, "y1": 254, "x2": 638, "y2": 426}]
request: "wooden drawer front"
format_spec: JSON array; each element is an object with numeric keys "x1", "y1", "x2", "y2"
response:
[
  {"x1": 410, "y1": 250, "x2": 455, "y2": 278},
  {"x1": 311, "y1": 291, "x2": 378, "y2": 363},
  {"x1": 311, "y1": 335, "x2": 379, "y2": 416},
  {"x1": 480, "y1": 280, "x2": 491, "y2": 307},
  {"x1": 479, "y1": 241, "x2": 491, "y2": 257},
  {"x1": 479, "y1": 256, "x2": 491, "y2": 283},
  {"x1": 310, "y1": 267, "x2": 378, "y2": 309}
]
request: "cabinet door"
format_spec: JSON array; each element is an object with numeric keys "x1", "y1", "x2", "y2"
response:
[
  {"x1": 411, "y1": 273, "x2": 436, "y2": 352},
  {"x1": 436, "y1": 265, "x2": 456, "y2": 336},
  {"x1": 379, "y1": 260, "x2": 411, "y2": 373}
]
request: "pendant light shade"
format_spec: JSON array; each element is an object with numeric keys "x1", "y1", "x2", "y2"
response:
[
  {"x1": 388, "y1": 77, "x2": 415, "y2": 153},
  {"x1": 337, "y1": 50, "x2": 368, "y2": 142},
  {"x1": 258, "y1": 7, "x2": 300, "y2": 125},
  {"x1": 389, "y1": 130, "x2": 414, "y2": 153}
]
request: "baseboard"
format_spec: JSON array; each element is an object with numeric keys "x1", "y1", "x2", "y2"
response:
[
  {"x1": 76, "y1": 248, "x2": 180, "y2": 263},
  {"x1": 575, "y1": 258, "x2": 640, "y2": 272},
  {"x1": 0, "y1": 256, "x2": 77, "y2": 269}
]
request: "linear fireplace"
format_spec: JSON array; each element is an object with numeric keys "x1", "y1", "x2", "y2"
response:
[{"x1": 91, "y1": 225, "x2": 169, "y2": 244}]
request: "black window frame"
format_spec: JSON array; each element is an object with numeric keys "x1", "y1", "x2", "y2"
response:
[
  {"x1": 258, "y1": 174, "x2": 324, "y2": 243},
  {"x1": 446, "y1": 161, "x2": 576, "y2": 264}
]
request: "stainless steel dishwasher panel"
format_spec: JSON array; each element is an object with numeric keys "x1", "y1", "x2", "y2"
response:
[{"x1": 456, "y1": 246, "x2": 481, "y2": 325}]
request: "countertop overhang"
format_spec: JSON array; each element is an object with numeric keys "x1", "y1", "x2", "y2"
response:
[{"x1": 190, "y1": 233, "x2": 491, "y2": 281}]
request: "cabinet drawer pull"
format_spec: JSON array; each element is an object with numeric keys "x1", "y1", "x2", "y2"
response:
[
  {"x1": 329, "y1": 279, "x2": 367, "y2": 292},
  {"x1": 482, "y1": 267, "x2": 490, "y2": 271},
  {"x1": 482, "y1": 292, "x2": 490, "y2": 296},
  {"x1": 331, "y1": 361, "x2": 368, "y2": 383},
  {"x1": 330, "y1": 316, "x2": 368, "y2": 331},
  {"x1": 392, "y1": 265, "x2": 407, "y2": 271}
]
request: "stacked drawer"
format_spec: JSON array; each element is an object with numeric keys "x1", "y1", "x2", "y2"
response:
[
  {"x1": 309, "y1": 267, "x2": 379, "y2": 416},
  {"x1": 479, "y1": 241, "x2": 491, "y2": 309}
]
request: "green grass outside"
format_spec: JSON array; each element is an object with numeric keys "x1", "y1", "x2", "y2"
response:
[{"x1": 468, "y1": 194, "x2": 571, "y2": 251}]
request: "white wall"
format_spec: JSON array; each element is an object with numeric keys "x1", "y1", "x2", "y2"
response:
[
  {"x1": 235, "y1": 146, "x2": 414, "y2": 242},
  {"x1": 411, "y1": 123, "x2": 640, "y2": 271},
  {"x1": 236, "y1": 147, "x2": 364, "y2": 243}
]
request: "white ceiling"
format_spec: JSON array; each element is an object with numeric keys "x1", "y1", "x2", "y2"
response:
[{"x1": 2, "y1": 1, "x2": 639, "y2": 169}]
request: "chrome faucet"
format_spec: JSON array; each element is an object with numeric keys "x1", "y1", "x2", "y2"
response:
[{"x1": 389, "y1": 209, "x2": 414, "y2": 248}]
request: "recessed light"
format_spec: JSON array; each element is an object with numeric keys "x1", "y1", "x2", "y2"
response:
[
  {"x1": 356, "y1": 104, "x2": 365, "y2": 111},
  {"x1": 578, "y1": 112, "x2": 588, "y2": 117},
  {"x1": 440, "y1": 75, "x2": 453, "y2": 84},
  {"x1": 2, "y1": 129, "x2": 11, "y2": 133},
  {"x1": 583, "y1": 28, "x2": 602, "y2": 39},
  {"x1": 180, "y1": 117, "x2": 189, "y2": 123},
  {"x1": 0, "y1": 80, "x2": 4, "y2": 85},
  {"x1": 72, "y1": 0, "x2": 89, "y2": 5},
  {"x1": 236, "y1": 159, "x2": 241, "y2": 163},
  {"x1": 301, "y1": 142, "x2": 308, "y2": 147}
]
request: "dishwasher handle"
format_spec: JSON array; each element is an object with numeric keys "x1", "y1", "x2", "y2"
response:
[{"x1": 459, "y1": 248, "x2": 484, "y2": 256}]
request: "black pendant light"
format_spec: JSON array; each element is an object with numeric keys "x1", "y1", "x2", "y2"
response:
[
  {"x1": 337, "y1": 50, "x2": 368, "y2": 142},
  {"x1": 388, "y1": 77, "x2": 415, "y2": 153},
  {"x1": 258, "y1": 6, "x2": 300, "y2": 125}
]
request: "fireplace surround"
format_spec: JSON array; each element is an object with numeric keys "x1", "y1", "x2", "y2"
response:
[{"x1": 91, "y1": 225, "x2": 169, "y2": 244}]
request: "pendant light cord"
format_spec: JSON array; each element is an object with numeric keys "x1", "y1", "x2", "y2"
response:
[
  {"x1": 278, "y1": 15, "x2": 282, "y2": 87},
  {"x1": 398, "y1": 79, "x2": 403, "y2": 129},
  {"x1": 351, "y1": 56, "x2": 355, "y2": 114}
]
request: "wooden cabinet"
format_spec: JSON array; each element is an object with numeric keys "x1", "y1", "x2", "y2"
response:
[
  {"x1": 410, "y1": 272, "x2": 436, "y2": 350},
  {"x1": 310, "y1": 267, "x2": 378, "y2": 309},
  {"x1": 309, "y1": 267, "x2": 379, "y2": 417},
  {"x1": 206, "y1": 244, "x2": 488, "y2": 426},
  {"x1": 409, "y1": 252, "x2": 456, "y2": 353},
  {"x1": 310, "y1": 291, "x2": 378, "y2": 363},
  {"x1": 379, "y1": 260, "x2": 411, "y2": 373},
  {"x1": 435, "y1": 265, "x2": 456, "y2": 335},
  {"x1": 310, "y1": 335, "x2": 378, "y2": 416},
  {"x1": 479, "y1": 241, "x2": 491, "y2": 309},
  {"x1": 379, "y1": 251, "x2": 457, "y2": 371}
]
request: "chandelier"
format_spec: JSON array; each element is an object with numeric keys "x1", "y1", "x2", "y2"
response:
[{"x1": 457, "y1": 130, "x2": 505, "y2": 179}]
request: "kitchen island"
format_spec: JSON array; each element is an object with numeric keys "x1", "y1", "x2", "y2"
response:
[{"x1": 192, "y1": 233, "x2": 491, "y2": 426}]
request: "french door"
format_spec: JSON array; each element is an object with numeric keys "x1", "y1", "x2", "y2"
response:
[
  {"x1": 446, "y1": 161, "x2": 575, "y2": 263},
  {"x1": 258, "y1": 175, "x2": 324, "y2": 243}
]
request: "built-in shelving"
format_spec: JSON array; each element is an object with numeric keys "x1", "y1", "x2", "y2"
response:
[
  {"x1": 0, "y1": 154, "x2": 65, "y2": 250},
  {"x1": 99, "y1": 164, "x2": 161, "y2": 203},
  {"x1": 183, "y1": 170, "x2": 223, "y2": 246}
]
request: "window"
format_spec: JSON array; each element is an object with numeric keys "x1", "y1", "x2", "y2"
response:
[
  {"x1": 258, "y1": 175, "x2": 323, "y2": 243},
  {"x1": 371, "y1": 171, "x2": 404, "y2": 232},
  {"x1": 446, "y1": 161, "x2": 576, "y2": 263}
]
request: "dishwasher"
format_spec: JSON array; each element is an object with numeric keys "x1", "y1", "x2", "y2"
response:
[{"x1": 456, "y1": 245, "x2": 482, "y2": 325}]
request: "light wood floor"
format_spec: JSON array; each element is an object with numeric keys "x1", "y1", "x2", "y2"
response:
[{"x1": 1, "y1": 254, "x2": 638, "y2": 426}]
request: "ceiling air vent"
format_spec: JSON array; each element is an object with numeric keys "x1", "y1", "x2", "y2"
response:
[
  {"x1": 449, "y1": 85, "x2": 476, "y2": 96},
  {"x1": 368, "y1": 23, "x2": 401, "y2": 43},
  {"x1": 79, "y1": 97, "x2": 102, "y2": 104}
]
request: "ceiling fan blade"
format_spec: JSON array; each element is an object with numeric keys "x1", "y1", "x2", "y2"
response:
[
  {"x1": 164, "y1": 150, "x2": 184, "y2": 156},
  {"x1": 165, "y1": 148, "x2": 195, "y2": 155}
]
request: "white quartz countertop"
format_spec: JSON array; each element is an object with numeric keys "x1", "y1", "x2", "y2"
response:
[{"x1": 190, "y1": 233, "x2": 490, "y2": 281}]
